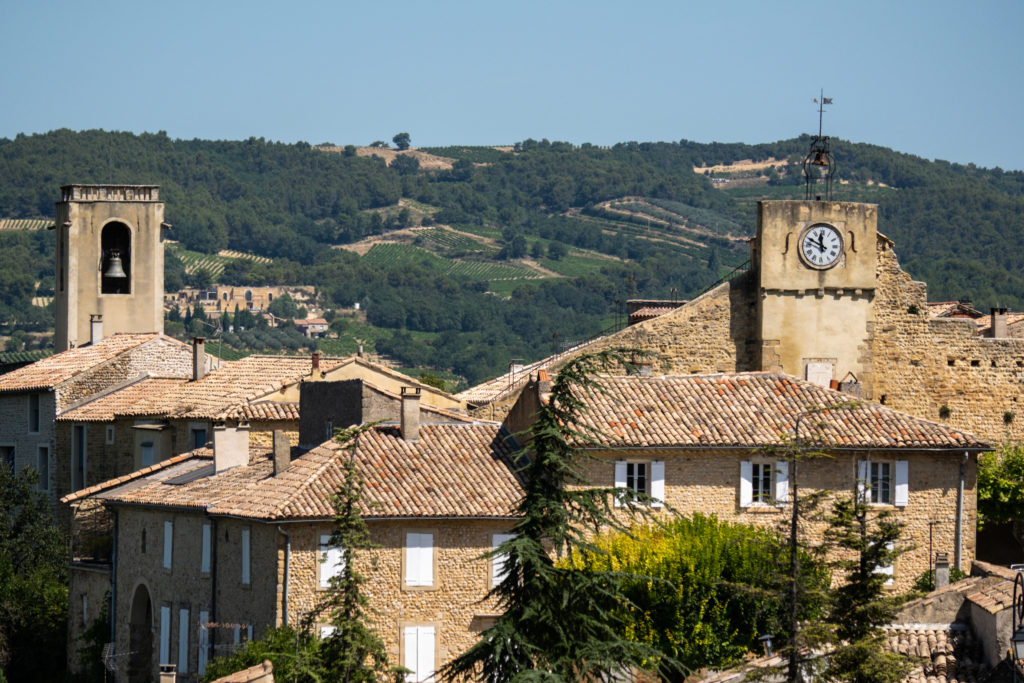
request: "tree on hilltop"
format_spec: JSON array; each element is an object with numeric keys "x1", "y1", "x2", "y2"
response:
[{"x1": 392, "y1": 132, "x2": 411, "y2": 151}]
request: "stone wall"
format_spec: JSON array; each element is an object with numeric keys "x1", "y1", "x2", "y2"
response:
[
  {"x1": 581, "y1": 447, "x2": 976, "y2": 593},
  {"x1": 0, "y1": 390, "x2": 56, "y2": 493},
  {"x1": 66, "y1": 563, "x2": 112, "y2": 674}
]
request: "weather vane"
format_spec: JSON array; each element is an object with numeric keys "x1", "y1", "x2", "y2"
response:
[{"x1": 803, "y1": 89, "x2": 836, "y2": 201}]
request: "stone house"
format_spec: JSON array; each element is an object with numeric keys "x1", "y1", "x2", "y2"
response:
[
  {"x1": 65, "y1": 406, "x2": 521, "y2": 683},
  {"x1": 0, "y1": 333, "x2": 200, "y2": 505},
  {"x1": 460, "y1": 200, "x2": 1024, "y2": 446},
  {"x1": 506, "y1": 371, "x2": 989, "y2": 590}
]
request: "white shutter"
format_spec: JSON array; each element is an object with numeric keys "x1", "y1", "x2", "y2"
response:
[
  {"x1": 894, "y1": 460, "x2": 909, "y2": 507},
  {"x1": 775, "y1": 461, "x2": 789, "y2": 505},
  {"x1": 492, "y1": 533, "x2": 515, "y2": 586},
  {"x1": 614, "y1": 460, "x2": 627, "y2": 507},
  {"x1": 857, "y1": 461, "x2": 869, "y2": 502},
  {"x1": 739, "y1": 461, "x2": 753, "y2": 507},
  {"x1": 159, "y1": 606, "x2": 171, "y2": 664},
  {"x1": 233, "y1": 625, "x2": 240, "y2": 645},
  {"x1": 247, "y1": 623, "x2": 253, "y2": 641},
  {"x1": 201, "y1": 524, "x2": 211, "y2": 574},
  {"x1": 650, "y1": 461, "x2": 665, "y2": 507},
  {"x1": 320, "y1": 534, "x2": 345, "y2": 588},
  {"x1": 178, "y1": 608, "x2": 190, "y2": 674},
  {"x1": 320, "y1": 625, "x2": 337, "y2": 638},
  {"x1": 163, "y1": 521, "x2": 173, "y2": 570},
  {"x1": 404, "y1": 626, "x2": 435, "y2": 682},
  {"x1": 405, "y1": 532, "x2": 434, "y2": 586},
  {"x1": 241, "y1": 528, "x2": 251, "y2": 585},
  {"x1": 878, "y1": 541, "x2": 895, "y2": 585},
  {"x1": 198, "y1": 610, "x2": 209, "y2": 676}
]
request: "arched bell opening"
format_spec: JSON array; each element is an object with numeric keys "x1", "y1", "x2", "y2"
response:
[{"x1": 100, "y1": 222, "x2": 132, "y2": 294}]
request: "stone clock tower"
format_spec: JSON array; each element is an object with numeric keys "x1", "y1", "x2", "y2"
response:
[
  {"x1": 54, "y1": 185, "x2": 168, "y2": 350},
  {"x1": 753, "y1": 200, "x2": 878, "y2": 391}
]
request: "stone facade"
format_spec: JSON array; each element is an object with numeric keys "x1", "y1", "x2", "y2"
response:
[{"x1": 582, "y1": 447, "x2": 975, "y2": 592}]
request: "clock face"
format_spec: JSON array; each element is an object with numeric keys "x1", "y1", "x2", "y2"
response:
[{"x1": 799, "y1": 223, "x2": 843, "y2": 269}]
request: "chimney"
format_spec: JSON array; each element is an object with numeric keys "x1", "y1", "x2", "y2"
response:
[
  {"x1": 159, "y1": 664, "x2": 177, "y2": 683},
  {"x1": 934, "y1": 552, "x2": 950, "y2": 589},
  {"x1": 311, "y1": 350, "x2": 321, "y2": 374},
  {"x1": 192, "y1": 337, "x2": 206, "y2": 381},
  {"x1": 273, "y1": 430, "x2": 291, "y2": 475},
  {"x1": 990, "y1": 307, "x2": 1008, "y2": 338},
  {"x1": 537, "y1": 369, "x2": 553, "y2": 395},
  {"x1": 89, "y1": 314, "x2": 103, "y2": 345},
  {"x1": 213, "y1": 423, "x2": 250, "y2": 473},
  {"x1": 400, "y1": 387, "x2": 421, "y2": 441}
]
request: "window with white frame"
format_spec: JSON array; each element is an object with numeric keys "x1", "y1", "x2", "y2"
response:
[
  {"x1": 491, "y1": 533, "x2": 515, "y2": 587},
  {"x1": 740, "y1": 460, "x2": 789, "y2": 507},
  {"x1": 163, "y1": 520, "x2": 173, "y2": 570},
  {"x1": 405, "y1": 532, "x2": 434, "y2": 587},
  {"x1": 403, "y1": 625, "x2": 435, "y2": 683},
  {"x1": 36, "y1": 445, "x2": 49, "y2": 491},
  {"x1": 319, "y1": 534, "x2": 345, "y2": 589},
  {"x1": 241, "y1": 527, "x2": 251, "y2": 585},
  {"x1": 857, "y1": 460, "x2": 908, "y2": 506},
  {"x1": 178, "y1": 607, "x2": 190, "y2": 674},
  {"x1": 613, "y1": 460, "x2": 665, "y2": 507},
  {"x1": 159, "y1": 605, "x2": 171, "y2": 665}
]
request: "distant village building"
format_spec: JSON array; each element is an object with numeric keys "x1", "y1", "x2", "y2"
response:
[{"x1": 165, "y1": 285, "x2": 317, "y2": 317}]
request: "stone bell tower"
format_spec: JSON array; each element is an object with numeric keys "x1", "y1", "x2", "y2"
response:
[
  {"x1": 753, "y1": 200, "x2": 878, "y2": 392},
  {"x1": 54, "y1": 185, "x2": 168, "y2": 350}
]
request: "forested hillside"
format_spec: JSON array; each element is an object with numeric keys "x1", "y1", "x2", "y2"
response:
[{"x1": 1, "y1": 129, "x2": 1022, "y2": 384}]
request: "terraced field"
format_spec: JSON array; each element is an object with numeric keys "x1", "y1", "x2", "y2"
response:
[
  {"x1": 362, "y1": 243, "x2": 444, "y2": 269},
  {"x1": 167, "y1": 245, "x2": 271, "y2": 276},
  {"x1": 412, "y1": 227, "x2": 495, "y2": 254},
  {"x1": 446, "y1": 260, "x2": 541, "y2": 280}
]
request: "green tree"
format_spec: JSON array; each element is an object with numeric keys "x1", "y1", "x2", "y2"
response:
[
  {"x1": 978, "y1": 442, "x2": 1024, "y2": 549},
  {"x1": 392, "y1": 132, "x2": 411, "y2": 150},
  {"x1": 0, "y1": 465, "x2": 68, "y2": 680},
  {"x1": 267, "y1": 293, "x2": 299, "y2": 320},
  {"x1": 390, "y1": 155, "x2": 419, "y2": 176},
  {"x1": 440, "y1": 350, "x2": 683, "y2": 682},
  {"x1": 201, "y1": 625, "x2": 324, "y2": 683},
  {"x1": 820, "y1": 496, "x2": 911, "y2": 683},
  {"x1": 317, "y1": 424, "x2": 396, "y2": 682},
  {"x1": 546, "y1": 240, "x2": 568, "y2": 261}
]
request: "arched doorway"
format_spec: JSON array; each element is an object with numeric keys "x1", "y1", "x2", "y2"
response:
[{"x1": 128, "y1": 584, "x2": 153, "y2": 683}]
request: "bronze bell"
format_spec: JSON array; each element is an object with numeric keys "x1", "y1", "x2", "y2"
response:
[
  {"x1": 104, "y1": 251, "x2": 127, "y2": 278},
  {"x1": 810, "y1": 150, "x2": 830, "y2": 166}
]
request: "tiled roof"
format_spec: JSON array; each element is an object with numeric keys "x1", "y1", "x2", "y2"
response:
[
  {"x1": 60, "y1": 450, "x2": 208, "y2": 504},
  {"x1": 225, "y1": 402, "x2": 301, "y2": 421},
  {"x1": 883, "y1": 625, "x2": 988, "y2": 683},
  {"x1": 965, "y1": 576, "x2": 1017, "y2": 614},
  {"x1": 976, "y1": 312, "x2": 1024, "y2": 334},
  {"x1": 927, "y1": 301, "x2": 985, "y2": 319},
  {"x1": 95, "y1": 423, "x2": 523, "y2": 520},
  {"x1": 57, "y1": 377, "x2": 190, "y2": 422},
  {"x1": 0, "y1": 333, "x2": 161, "y2": 393},
  {"x1": 574, "y1": 373, "x2": 987, "y2": 449}
]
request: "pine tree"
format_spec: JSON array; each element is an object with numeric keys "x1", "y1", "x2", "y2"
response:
[{"x1": 440, "y1": 350, "x2": 683, "y2": 682}]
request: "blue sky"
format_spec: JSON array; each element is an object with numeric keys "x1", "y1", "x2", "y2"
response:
[{"x1": 2, "y1": 0, "x2": 1021, "y2": 170}]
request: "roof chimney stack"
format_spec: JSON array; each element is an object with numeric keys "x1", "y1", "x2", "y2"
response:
[
  {"x1": 90, "y1": 314, "x2": 103, "y2": 345},
  {"x1": 934, "y1": 552, "x2": 950, "y2": 589},
  {"x1": 311, "y1": 350, "x2": 321, "y2": 374},
  {"x1": 273, "y1": 429, "x2": 291, "y2": 475},
  {"x1": 400, "y1": 387, "x2": 421, "y2": 441},
  {"x1": 990, "y1": 307, "x2": 1008, "y2": 338},
  {"x1": 193, "y1": 337, "x2": 207, "y2": 381},
  {"x1": 213, "y1": 423, "x2": 250, "y2": 473}
]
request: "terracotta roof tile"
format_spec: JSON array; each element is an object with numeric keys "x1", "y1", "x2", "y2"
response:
[
  {"x1": 225, "y1": 402, "x2": 301, "y2": 421},
  {"x1": 95, "y1": 423, "x2": 523, "y2": 520},
  {"x1": 882, "y1": 624, "x2": 989, "y2": 682},
  {"x1": 0, "y1": 333, "x2": 161, "y2": 393},
  {"x1": 60, "y1": 449, "x2": 210, "y2": 504},
  {"x1": 574, "y1": 373, "x2": 987, "y2": 449},
  {"x1": 57, "y1": 377, "x2": 190, "y2": 422}
]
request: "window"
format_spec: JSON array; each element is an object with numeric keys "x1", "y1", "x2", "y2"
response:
[
  {"x1": 320, "y1": 625, "x2": 337, "y2": 638},
  {"x1": 72, "y1": 425, "x2": 86, "y2": 490},
  {"x1": 141, "y1": 528, "x2": 146, "y2": 554},
  {"x1": 613, "y1": 460, "x2": 665, "y2": 507},
  {"x1": 140, "y1": 441, "x2": 154, "y2": 467},
  {"x1": 159, "y1": 605, "x2": 171, "y2": 665},
  {"x1": 163, "y1": 520, "x2": 173, "y2": 570},
  {"x1": 81, "y1": 594, "x2": 88, "y2": 626},
  {"x1": 37, "y1": 446, "x2": 49, "y2": 490},
  {"x1": 190, "y1": 425, "x2": 208, "y2": 450},
  {"x1": 198, "y1": 610, "x2": 210, "y2": 676},
  {"x1": 201, "y1": 524, "x2": 211, "y2": 574},
  {"x1": 178, "y1": 607, "x2": 190, "y2": 674},
  {"x1": 877, "y1": 541, "x2": 895, "y2": 586},
  {"x1": 241, "y1": 527, "x2": 251, "y2": 585},
  {"x1": 28, "y1": 394, "x2": 40, "y2": 433},
  {"x1": 740, "y1": 461, "x2": 789, "y2": 507},
  {"x1": 319, "y1": 534, "x2": 345, "y2": 589},
  {"x1": 0, "y1": 445, "x2": 13, "y2": 473},
  {"x1": 105, "y1": 425, "x2": 115, "y2": 445},
  {"x1": 857, "y1": 460, "x2": 908, "y2": 506},
  {"x1": 405, "y1": 532, "x2": 434, "y2": 587},
  {"x1": 403, "y1": 625, "x2": 435, "y2": 683},
  {"x1": 491, "y1": 533, "x2": 515, "y2": 587},
  {"x1": 325, "y1": 420, "x2": 334, "y2": 441}
]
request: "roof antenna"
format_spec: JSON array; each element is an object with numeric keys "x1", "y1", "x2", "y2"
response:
[{"x1": 803, "y1": 89, "x2": 836, "y2": 201}]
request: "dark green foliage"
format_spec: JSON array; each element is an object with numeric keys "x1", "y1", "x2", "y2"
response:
[
  {"x1": 572, "y1": 515, "x2": 829, "y2": 673},
  {"x1": 73, "y1": 592, "x2": 111, "y2": 683},
  {"x1": 912, "y1": 567, "x2": 968, "y2": 593},
  {"x1": 392, "y1": 133, "x2": 411, "y2": 151},
  {"x1": 441, "y1": 350, "x2": 683, "y2": 682},
  {"x1": 0, "y1": 464, "x2": 68, "y2": 681},
  {"x1": 316, "y1": 424, "x2": 394, "y2": 683},
  {"x1": 978, "y1": 441, "x2": 1024, "y2": 527},
  {"x1": 201, "y1": 625, "x2": 324, "y2": 683}
]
